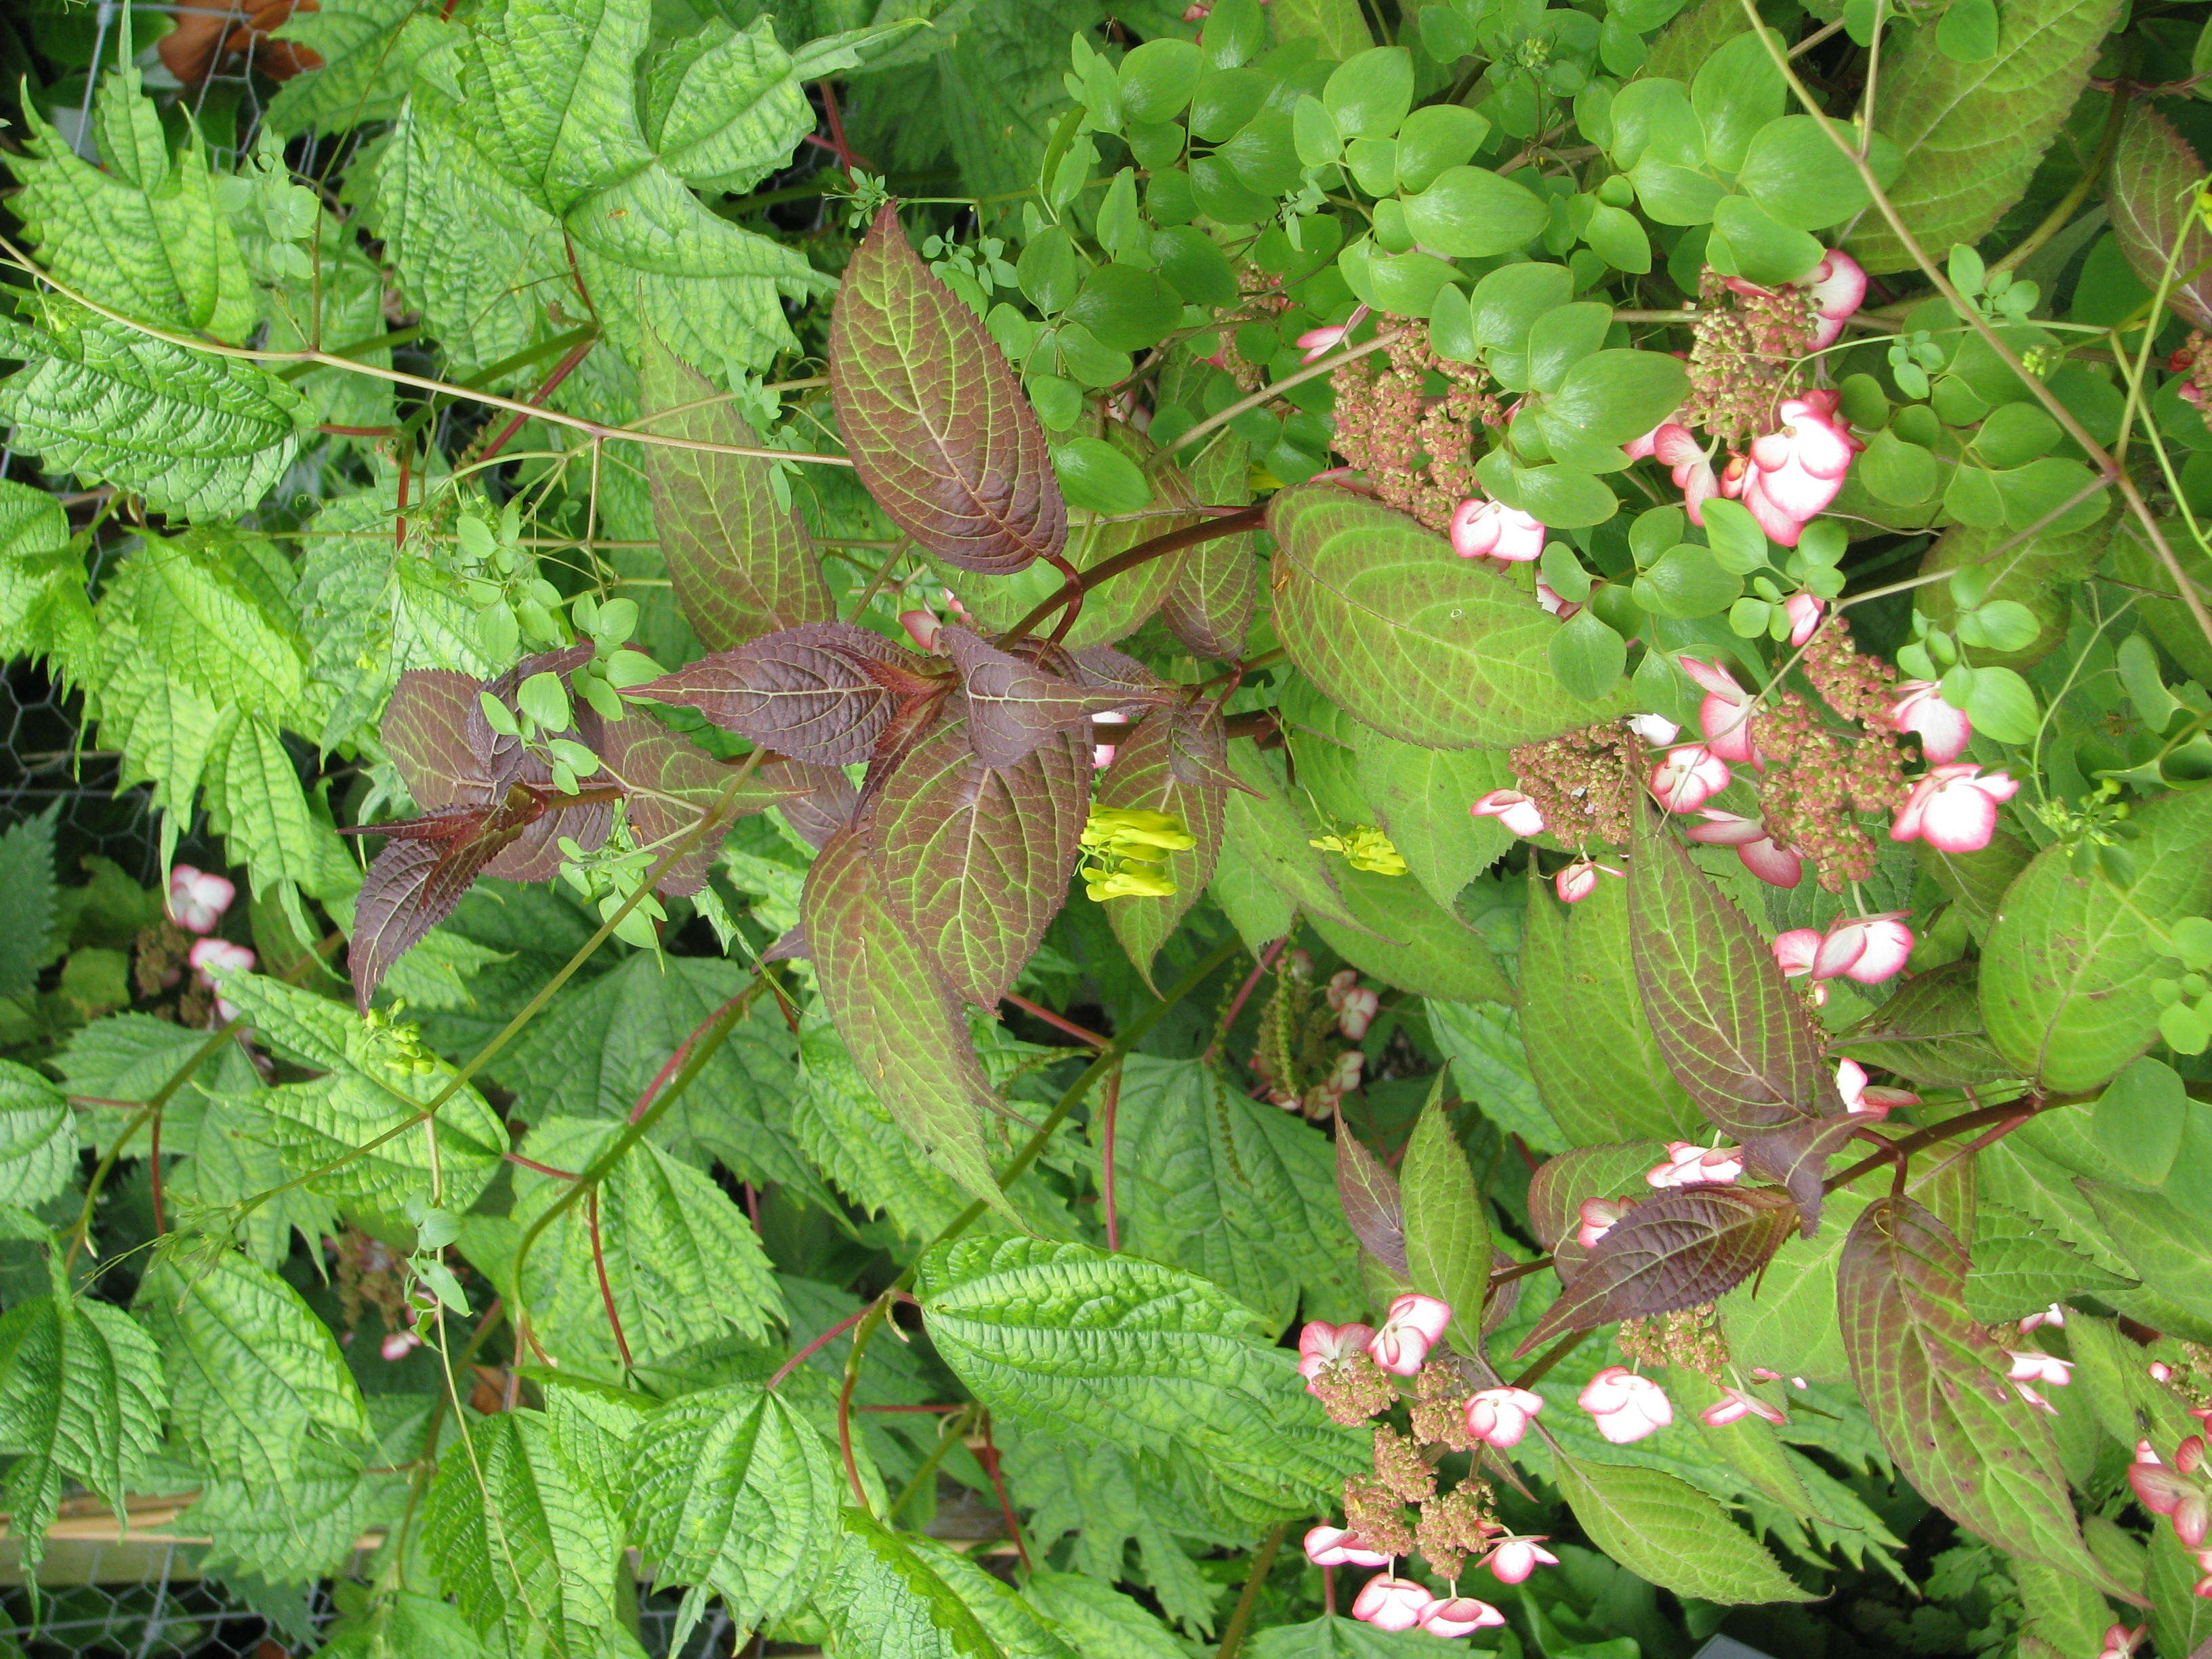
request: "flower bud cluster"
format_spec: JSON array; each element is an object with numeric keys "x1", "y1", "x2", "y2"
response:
[
  {"x1": 1328, "y1": 325, "x2": 1504, "y2": 535},
  {"x1": 1504, "y1": 722, "x2": 1639, "y2": 849},
  {"x1": 1254, "y1": 951, "x2": 1375, "y2": 1118}
]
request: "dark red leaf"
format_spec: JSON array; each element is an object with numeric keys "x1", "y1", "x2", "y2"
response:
[
  {"x1": 1523, "y1": 1142, "x2": 1667, "y2": 1273},
  {"x1": 626, "y1": 622, "x2": 914, "y2": 765},
  {"x1": 827, "y1": 205, "x2": 1065, "y2": 575},
  {"x1": 1515, "y1": 1184, "x2": 1801, "y2": 1355},
  {"x1": 867, "y1": 715, "x2": 1088, "y2": 1006},
  {"x1": 1742, "y1": 1114, "x2": 1860, "y2": 1235},
  {"x1": 943, "y1": 627, "x2": 1162, "y2": 769},
  {"x1": 772, "y1": 764, "x2": 860, "y2": 849},
  {"x1": 348, "y1": 785, "x2": 546, "y2": 1009},
  {"x1": 1335, "y1": 1115, "x2": 1408, "y2": 1278}
]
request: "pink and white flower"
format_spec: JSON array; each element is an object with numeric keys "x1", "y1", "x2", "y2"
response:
[
  {"x1": 189, "y1": 937, "x2": 255, "y2": 1023},
  {"x1": 1626, "y1": 712, "x2": 1681, "y2": 747},
  {"x1": 2096, "y1": 1624, "x2": 2147, "y2": 1659},
  {"x1": 1738, "y1": 395, "x2": 1860, "y2": 548},
  {"x1": 380, "y1": 1330, "x2": 422, "y2": 1362},
  {"x1": 2130, "y1": 1437, "x2": 2210, "y2": 1548},
  {"x1": 1784, "y1": 590, "x2": 1826, "y2": 645},
  {"x1": 1471, "y1": 789, "x2": 1546, "y2": 838},
  {"x1": 1580, "y1": 1366, "x2": 1673, "y2": 1443},
  {"x1": 1837, "y1": 1058, "x2": 1919, "y2": 1118},
  {"x1": 1811, "y1": 912, "x2": 1915, "y2": 984},
  {"x1": 1648, "y1": 1141, "x2": 1744, "y2": 1189},
  {"x1": 1888, "y1": 681, "x2": 1973, "y2": 764},
  {"x1": 898, "y1": 609, "x2": 943, "y2": 652},
  {"x1": 1449, "y1": 495, "x2": 1545, "y2": 563},
  {"x1": 1685, "y1": 810, "x2": 1803, "y2": 888},
  {"x1": 1090, "y1": 709, "x2": 1128, "y2": 769},
  {"x1": 1700, "y1": 1385, "x2": 1786, "y2": 1427},
  {"x1": 2006, "y1": 1351, "x2": 2073, "y2": 1387},
  {"x1": 1417, "y1": 1595, "x2": 1506, "y2": 1637},
  {"x1": 2019, "y1": 1304, "x2": 2066, "y2": 1334},
  {"x1": 1465, "y1": 1387, "x2": 1547, "y2": 1449},
  {"x1": 1627, "y1": 422, "x2": 1721, "y2": 524},
  {"x1": 1368, "y1": 1293, "x2": 1452, "y2": 1376},
  {"x1": 1484, "y1": 1538, "x2": 1559, "y2": 1584},
  {"x1": 1805, "y1": 250, "x2": 1868, "y2": 350},
  {"x1": 1650, "y1": 744, "x2": 1732, "y2": 813},
  {"x1": 1326, "y1": 969, "x2": 1380, "y2": 1040},
  {"x1": 1294, "y1": 306, "x2": 1368, "y2": 363},
  {"x1": 1296, "y1": 1320, "x2": 1376, "y2": 1393},
  {"x1": 1305, "y1": 1525, "x2": 1391, "y2": 1568},
  {"x1": 1677, "y1": 657, "x2": 1760, "y2": 764},
  {"x1": 1891, "y1": 764, "x2": 2019, "y2": 854},
  {"x1": 167, "y1": 865, "x2": 236, "y2": 935},
  {"x1": 1772, "y1": 928, "x2": 1826, "y2": 1004},
  {"x1": 1554, "y1": 857, "x2": 1621, "y2": 904},
  {"x1": 1351, "y1": 1576, "x2": 1435, "y2": 1631},
  {"x1": 1577, "y1": 1195, "x2": 1634, "y2": 1249}
]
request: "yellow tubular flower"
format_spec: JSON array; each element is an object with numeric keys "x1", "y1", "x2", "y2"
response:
[{"x1": 1309, "y1": 825, "x2": 1408, "y2": 878}]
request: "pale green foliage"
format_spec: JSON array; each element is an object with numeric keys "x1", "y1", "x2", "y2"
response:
[{"x1": 0, "y1": 1062, "x2": 81, "y2": 1208}]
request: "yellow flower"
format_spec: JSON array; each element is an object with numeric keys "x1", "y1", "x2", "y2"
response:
[
  {"x1": 1309, "y1": 825, "x2": 1408, "y2": 878},
  {"x1": 1084, "y1": 867, "x2": 1179, "y2": 901},
  {"x1": 1082, "y1": 808, "x2": 1197, "y2": 853},
  {"x1": 1080, "y1": 806, "x2": 1194, "y2": 901}
]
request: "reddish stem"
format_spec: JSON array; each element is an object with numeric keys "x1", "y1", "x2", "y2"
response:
[
  {"x1": 1322, "y1": 1564, "x2": 1336, "y2": 1617},
  {"x1": 1042, "y1": 550, "x2": 1086, "y2": 644},
  {"x1": 976, "y1": 1412, "x2": 1033, "y2": 1572},
  {"x1": 741, "y1": 1181, "x2": 763, "y2": 1233},
  {"x1": 857, "y1": 1403, "x2": 966, "y2": 1413},
  {"x1": 838, "y1": 1363, "x2": 868, "y2": 1508},
  {"x1": 506, "y1": 1151, "x2": 581, "y2": 1181},
  {"x1": 768, "y1": 1307, "x2": 867, "y2": 1391},
  {"x1": 814, "y1": 81, "x2": 872, "y2": 173},
  {"x1": 586, "y1": 1190, "x2": 633, "y2": 1369},
  {"x1": 472, "y1": 335, "x2": 599, "y2": 468},
  {"x1": 1202, "y1": 937, "x2": 1286, "y2": 1066},
  {"x1": 148, "y1": 1113, "x2": 166, "y2": 1234},
  {"x1": 319, "y1": 423, "x2": 395, "y2": 436},
  {"x1": 998, "y1": 504, "x2": 1267, "y2": 647},
  {"x1": 394, "y1": 451, "x2": 409, "y2": 554},
  {"x1": 630, "y1": 989, "x2": 751, "y2": 1124},
  {"x1": 1101, "y1": 1062, "x2": 1125, "y2": 1252},
  {"x1": 1003, "y1": 991, "x2": 1108, "y2": 1048}
]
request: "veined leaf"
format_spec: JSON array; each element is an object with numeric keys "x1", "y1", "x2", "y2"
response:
[
  {"x1": 1629, "y1": 800, "x2": 1843, "y2": 1139},
  {"x1": 1349, "y1": 729, "x2": 1514, "y2": 913},
  {"x1": 1248, "y1": 1616, "x2": 1450, "y2": 1657},
  {"x1": 917, "y1": 1236, "x2": 1364, "y2": 1523},
  {"x1": 626, "y1": 1384, "x2": 843, "y2": 1644},
  {"x1": 1517, "y1": 1185, "x2": 1799, "y2": 1354},
  {"x1": 0, "y1": 811, "x2": 57, "y2": 1002},
  {"x1": 1157, "y1": 432, "x2": 1256, "y2": 661},
  {"x1": 870, "y1": 717, "x2": 1087, "y2": 1008},
  {"x1": 347, "y1": 790, "x2": 548, "y2": 1011},
  {"x1": 1098, "y1": 701, "x2": 1229, "y2": 991},
  {"x1": 829, "y1": 205, "x2": 1067, "y2": 575},
  {"x1": 1834, "y1": 959, "x2": 2011, "y2": 1088},
  {"x1": 630, "y1": 622, "x2": 916, "y2": 766},
  {"x1": 944, "y1": 628, "x2": 1161, "y2": 769},
  {"x1": 0, "y1": 303, "x2": 310, "y2": 520},
  {"x1": 136, "y1": 1252, "x2": 370, "y2": 1488},
  {"x1": 455, "y1": 0, "x2": 656, "y2": 214},
  {"x1": 0, "y1": 1292, "x2": 167, "y2": 1576},
  {"x1": 1336, "y1": 1115, "x2": 1408, "y2": 1277},
  {"x1": 0, "y1": 1062, "x2": 80, "y2": 1210},
  {"x1": 1552, "y1": 1452, "x2": 1816, "y2": 1604},
  {"x1": 638, "y1": 338, "x2": 836, "y2": 651},
  {"x1": 2078, "y1": 1181, "x2": 2212, "y2": 1336},
  {"x1": 1219, "y1": 744, "x2": 1366, "y2": 934},
  {"x1": 827, "y1": 1508, "x2": 1081, "y2": 1659},
  {"x1": 1849, "y1": 0, "x2": 2120, "y2": 274},
  {"x1": 266, "y1": 0, "x2": 447, "y2": 133},
  {"x1": 641, "y1": 17, "x2": 819, "y2": 193},
  {"x1": 1307, "y1": 862, "x2": 1514, "y2": 1005},
  {"x1": 506, "y1": 1115, "x2": 786, "y2": 1367},
  {"x1": 803, "y1": 823, "x2": 1015, "y2": 1218},
  {"x1": 113, "y1": 531, "x2": 312, "y2": 722},
  {"x1": 1022, "y1": 1571, "x2": 1187, "y2": 1659},
  {"x1": 1401, "y1": 1086, "x2": 1491, "y2": 1341},
  {"x1": 1266, "y1": 485, "x2": 1631, "y2": 748},
  {"x1": 1525, "y1": 1142, "x2": 1668, "y2": 1261},
  {"x1": 1964, "y1": 1201, "x2": 2135, "y2": 1324},
  {"x1": 1982, "y1": 782, "x2": 2212, "y2": 1091},
  {"x1": 1837, "y1": 1196, "x2": 2129, "y2": 1595},
  {"x1": 1521, "y1": 872, "x2": 1705, "y2": 1143}
]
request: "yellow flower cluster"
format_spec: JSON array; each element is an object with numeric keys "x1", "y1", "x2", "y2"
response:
[
  {"x1": 1309, "y1": 825, "x2": 1408, "y2": 877},
  {"x1": 1080, "y1": 808, "x2": 1195, "y2": 901}
]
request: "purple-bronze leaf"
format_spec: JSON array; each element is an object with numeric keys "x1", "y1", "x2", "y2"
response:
[
  {"x1": 801, "y1": 822, "x2": 1017, "y2": 1218},
  {"x1": 1158, "y1": 433, "x2": 1257, "y2": 661},
  {"x1": 594, "y1": 718, "x2": 846, "y2": 897},
  {"x1": 828, "y1": 205, "x2": 1065, "y2": 575},
  {"x1": 1096, "y1": 700, "x2": 1227, "y2": 992},
  {"x1": 774, "y1": 764, "x2": 860, "y2": 850},
  {"x1": 1523, "y1": 1141, "x2": 1669, "y2": 1278},
  {"x1": 1629, "y1": 798, "x2": 1843, "y2": 1136},
  {"x1": 1742, "y1": 1114, "x2": 1858, "y2": 1235},
  {"x1": 1515, "y1": 1184, "x2": 1800, "y2": 1355},
  {"x1": 868, "y1": 714, "x2": 1088, "y2": 1007},
  {"x1": 943, "y1": 627, "x2": 1163, "y2": 770},
  {"x1": 639, "y1": 336, "x2": 836, "y2": 649},
  {"x1": 2112, "y1": 108, "x2": 2212, "y2": 331},
  {"x1": 1335, "y1": 1113, "x2": 1408, "y2": 1278},
  {"x1": 628, "y1": 622, "x2": 915, "y2": 765},
  {"x1": 1839, "y1": 1197, "x2": 2137, "y2": 1599},
  {"x1": 346, "y1": 785, "x2": 545, "y2": 1010}
]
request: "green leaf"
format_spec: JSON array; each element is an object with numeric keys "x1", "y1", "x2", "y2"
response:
[
  {"x1": 638, "y1": 340, "x2": 835, "y2": 651},
  {"x1": 1348, "y1": 729, "x2": 1513, "y2": 912},
  {"x1": 1838, "y1": 1196, "x2": 2128, "y2": 1594},
  {"x1": 1553, "y1": 1452, "x2": 1816, "y2": 1604},
  {"x1": 265, "y1": 0, "x2": 445, "y2": 133},
  {"x1": 2078, "y1": 1181, "x2": 2212, "y2": 1336},
  {"x1": 2111, "y1": 106, "x2": 2212, "y2": 331},
  {"x1": 1067, "y1": 264, "x2": 1184, "y2": 352},
  {"x1": 1102, "y1": 1056, "x2": 1361, "y2": 1330},
  {"x1": 1629, "y1": 802, "x2": 1843, "y2": 1136},
  {"x1": 641, "y1": 17, "x2": 820, "y2": 192},
  {"x1": 1267, "y1": 484, "x2": 1631, "y2": 748},
  {"x1": 832, "y1": 206, "x2": 1065, "y2": 574},
  {"x1": 252, "y1": 1044, "x2": 508, "y2": 1217},
  {"x1": 1249, "y1": 1618, "x2": 1437, "y2": 1657},
  {"x1": 1709, "y1": 194, "x2": 1825, "y2": 287},
  {"x1": 1053, "y1": 436, "x2": 1154, "y2": 514},
  {"x1": 1098, "y1": 708, "x2": 1227, "y2": 991},
  {"x1": 0, "y1": 811, "x2": 57, "y2": 1002},
  {"x1": 1539, "y1": 349, "x2": 1692, "y2": 449},
  {"x1": 1400, "y1": 1086, "x2": 1490, "y2": 1340},
  {"x1": 828, "y1": 1509, "x2": 1083, "y2": 1659},
  {"x1": 1980, "y1": 785, "x2": 2212, "y2": 1090},
  {"x1": 2091, "y1": 1056, "x2": 2188, "y2": 1186},
  {"x1": 1218, "y1": 743, "x2": 1366, "y2": 937},
  {"x1": 0, "y1": 1293, "x2": 167, "y2": 1576},
  {"x1": 1692, "y1": 30, "x2": 1786, "y2": 173},
  {"x1": 1736, "y1": 115, "x2": 1872, "y2": 230},
  {"x1": 1324, "y1": 46, "x2": 1413, "y2": 140},
  {"x1": 1936, "y1": 0, "x2": 2002, "y2": 59},
  {"x1": 506, "y1": 1115, "x2": 786, "y2": 1367},
  {"x1": 0, "y1": 303, "x2": 310, "y2": 520},
  {"x1": 136, "y1": 1251, "x2": 371, "y2": 1488},
  {"x1": 1427, "y1": 996, "x2": 1570, "y2": 1152},
  {"x1": 1848, "y1": 0, "x2": 2120, "y2": 274},
  {"x1": 0, "y1": 1063, "x2": 79, "y2": 1210},
  {"x1": 802, "y1": 824, "x2": 1017, "y2": 1221},
  {"x1": 1307, "y1": 863, "x2": 1515, "y2": 1005},
  {"x1": 916, "y1": 1236, "x2": 1364, "y2": 1524},
  {"x1": 1400, "y1": 166, "x2": 1551, "y2": 258},
  {"x1": 1832, "y1": 959, "x2": 2012, "y2": 1088},
  {"x1": 1963, "y1": 1201, "x2": 2135, "y2": 1324},
  {"x1": 627, "y1": 1384, "x2": 844, "y2": 1644},
  {"x1": 1021, "y1": 1572, "x2": 1187, "y2": 1659},
  {"x1": 1158, "y1": 432, "x2": 1256, "y2": 660}
]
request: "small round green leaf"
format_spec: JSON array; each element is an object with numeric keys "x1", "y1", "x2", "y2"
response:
[
  {"x1": 1052, "y1": 438, "x2": 1154, "y2": 515},
  {"x1": 1119, "y1": 39, "x2": 1204, "y2": 125},
  {"x1": 1401, "y1": 166, "x2": 1552, "y2": 258}
]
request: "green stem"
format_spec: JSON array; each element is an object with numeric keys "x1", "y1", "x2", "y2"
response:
[
  {"x1": 67, "y1": 1018, "x2": 243, "y2": 1264},
  {"x1": 1215, "y1": 1519, "x2": 1293, "y2": 1659}
]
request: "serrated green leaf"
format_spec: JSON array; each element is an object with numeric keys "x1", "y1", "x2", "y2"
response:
[
  {"x1": 1963, "y1": 1202, "x2": 2135, "y2": 1323},
  {"x1": 0, "y1": 811, "x2": 57, "y2": 1002},
  {"x1": 1308, "y1": 862, "x2": 1515, "y2": 1006},
  {"x1": 1347, "y1": 729, "x2": 1513, "y2": 913},
  {"x1": 1100, "y1": 1055, "x2": 1361, "y2": 1329},
  {"x1": 627, "y1": 1384, "x2": 843, "y2": 1643},
  {"x1": 826, "y1": 1508, "x2": 1079, "y2": 1659},
  {"x1": 1267, "y1": 485, "x2": 1631, "y2": 748},
  {"x1": 1553, "y1": 1451, "x2": 1816, "y2": 1603},
  {"x1": 1400, "y1": 1086, "x2": 1490, "y2": 1341},
  {"x1": 1521, "y1": 871, "x2": 1705, "y2": 1143},
  {"x1": 1981, "y1": 786, "x2": 2212, "y2": 1091},
  {"x1": 642, "y1": 17, "x2": 817, "y2": 192},
  {"x1": 0, "y1": 304, "x2": 310, "y2": 520},
  {"x1": 1848, "y1": 0, "x2": 2121, "y2": 274},
  {"x1": 1248, "y1": 1616, "x2": 1435, "y2": 1656},
  {"x1": 265, "y1": 0, "x2": 447, "y2": 133},
  {"x1": 0, "y1": 1294, "x2": 167, "y2": 1576},
  {"x1": 1098, "y1": 708, "x2": 1228, "y2": 991},
  {"x1": 2077, "y1": 1181, "x2": 2212, "y2": 1338},
  {"x1": 1021, "y1": 1572, "x2": 1187, "y2": 1659},
  {"x1": 136, "y1": 1251, "x2": 370, "y2": 1488},
  {"x1": 916, "y1": 1236, "x2": 1363, "y2": 1525},
  {"x1": 110, "y1": 531, "x2": 312, "y2": 722},
  {"x1": 1838, "y1": 1196, "x2": 2127, "y2": 1595},
  {"x1": 0, "y1": 1063, "x2": 79, "y2": 1210},
  {"x1": 638, "y1": 340, "x2": 835, "y2": 652},
  {"x1": 1832, "y1": 959, "x2": 2012, "y2": 1088},
  {"x1": 1426, "y1": 996, "x2": 1568, "y2": 1152},
  {"x1": 1219, "y1": 743, "x2": 1366, "y2": 935}
]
